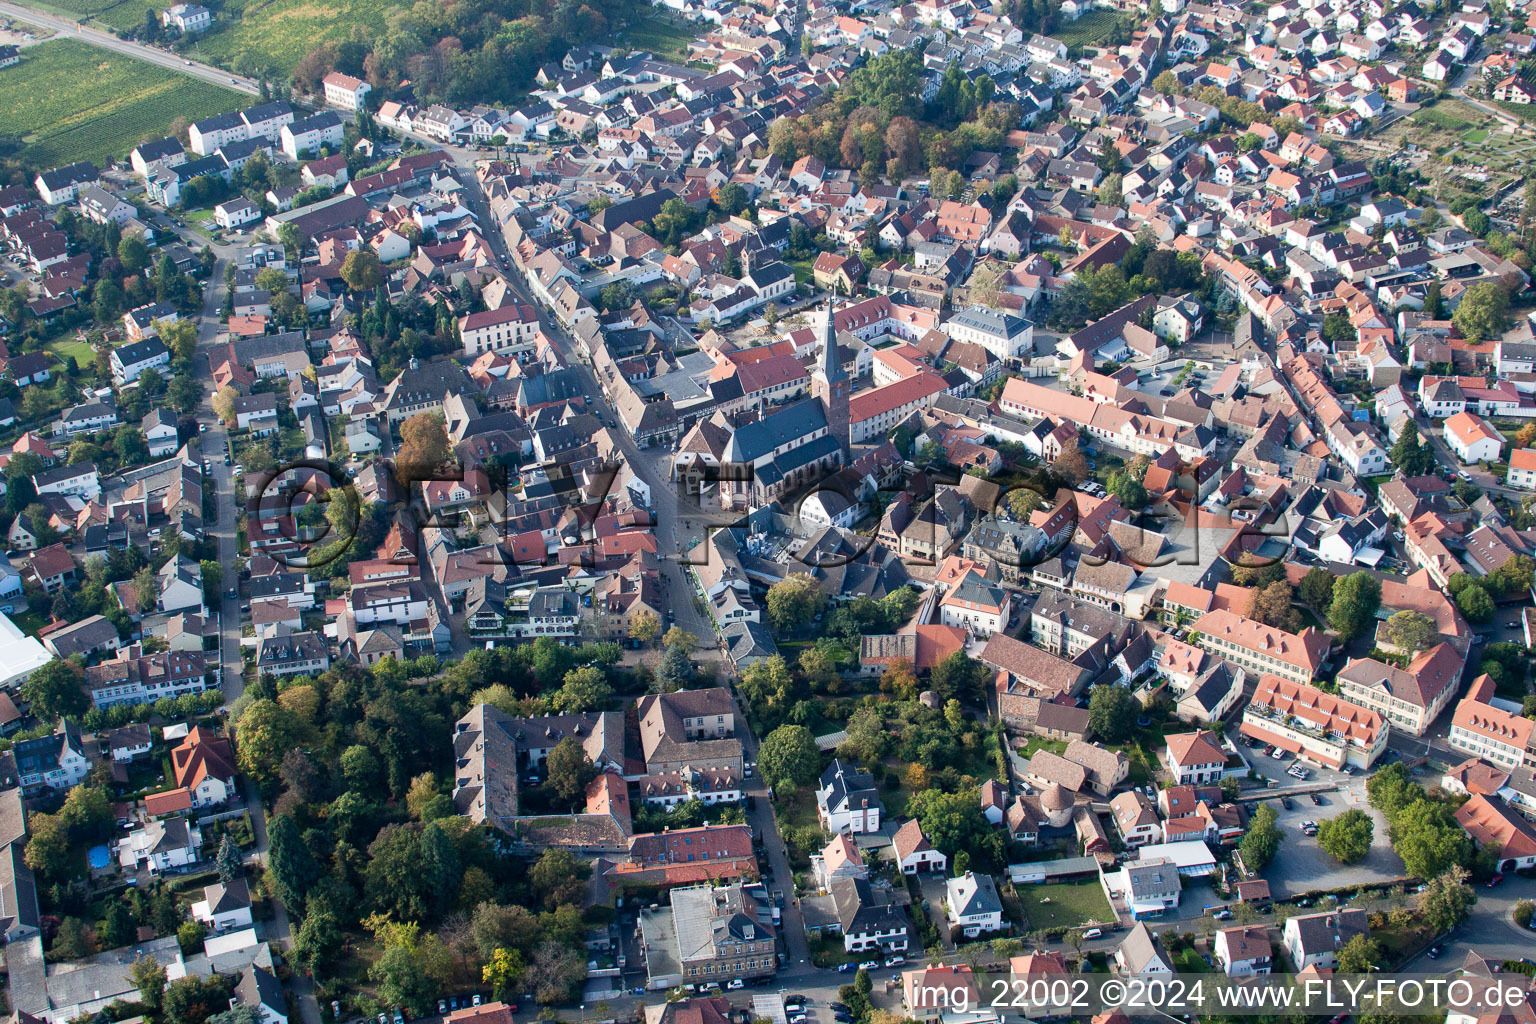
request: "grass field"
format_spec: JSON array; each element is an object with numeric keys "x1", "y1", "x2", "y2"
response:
[
  {"x1": 1016, "y1": 880, "x2": 1115, "y2": 931},
  {"x1": 0, "y1": 38, "x2": 245, "y2": 167},
  {"x1": 1051, "y1": 9, "x2": 1128, "y2": 49}
]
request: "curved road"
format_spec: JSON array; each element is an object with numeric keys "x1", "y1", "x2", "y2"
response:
[{"x1": 0, "y1": 0, "x2": 258, "y2": 94}]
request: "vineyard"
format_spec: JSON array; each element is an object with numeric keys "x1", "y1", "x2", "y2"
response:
[
  {"x1": 19, "y1": 0, "x2": 166, "y2": 33},
  {"x1": 0, "y1": 38, "x2": 245, "y2": 168}
]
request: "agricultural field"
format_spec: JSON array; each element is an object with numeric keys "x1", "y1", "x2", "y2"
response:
[
  {"x1": 15, "y1": 0, "x2": 165, "y2": 34},
  {"x1": 187, "y1": 0, "x2": 400, "y2": 77},
  {"x1": 0, "y1": 38, "x2": 245, "y2": 168}
]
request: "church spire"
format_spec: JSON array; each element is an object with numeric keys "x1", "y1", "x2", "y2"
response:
[{"x1": 817, "y1": 295, "x2": 845, "y2": 385}]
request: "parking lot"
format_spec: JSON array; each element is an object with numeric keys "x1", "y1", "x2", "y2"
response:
[{"x1": 1241, "y1": 747, "x2": 1406, "y2": 898}]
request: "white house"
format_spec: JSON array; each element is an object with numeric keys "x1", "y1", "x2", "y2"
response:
[
  {"x1": 321, "y1": 71, "x2": 372, "y2": 111},
  {"x1": 1162, "y1": 730, "x2": 1229, "y2": 785},
  {"x1": 1443, "y1": 411, "x2": 1503, "y2": 464},
  {"x1": 12, "y1": 721, "x2": 90, "y2": 793},
  {"x1": 161, "y1": 4, "x2": 211, "y2": 32},
  {"x1": 945, "y1": 305, "x2": 1036, "y2": 360},
  {"x1": 118, "y1": 817, "x2": 203, "y2": 874},
  {"x1": 1283, "y1": 909, "x2": 1370, "y2": 969},
  {"x1": 143, "y1": 410, "x2": 179, "y2": 458},
  {"x1": 1214, "y1": 926, "x2": 1273, "y2": 976},
  {"x1": 945, "y1": 871, "x2": 1005, "y2": 937},
  {"x1": 818, "y1": 759, "x2": 883, "y2": 834},
  {"x1": 111, "y1": 337, "x2": 171, "y2": 386},
  {"x1": 33, "y1": 461, "x2": 101, "y2": 502},
  {"x1": 232, "y1": 966, "x2": 288, "y2": 1024},
  {"x1": 191, "y1": 878, "x2": 254, "y2": 933},
  {"x1": 215, "y1": 198, "x2": 262, "y2": 231},
  {"x1": 891, "y1": 819, "x2": 948, "y2": 874}
]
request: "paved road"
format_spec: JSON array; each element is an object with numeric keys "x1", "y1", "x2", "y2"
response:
[
  {"x1": 0, "y1": 0, "x2": 258, "y2": 94},
  {"x1": 152, "y1": 208, "x2": 324, "y2": 1024}
]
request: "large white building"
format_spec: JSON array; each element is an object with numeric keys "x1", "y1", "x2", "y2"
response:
[
  {"x1": 944, "y1": 306, "x2": 1035, "y2": 360},
  {"x1": 458, "y1": 304, "x2": 540, "y2": 357},
  {"x1": 322, "y1": 71, "x2": 372, "y2": 110}
]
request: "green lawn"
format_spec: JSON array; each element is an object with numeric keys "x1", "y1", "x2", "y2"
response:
[
  {"x1": 1050, "y1": 9, "x2": 1128, "y2": 48},
  {"x1": 1464, "y1": 129, "x2": 1490, "y2": 144},
  {"x1": 623, "y1": 10, "x2": 699, "y2": 62},
  {"x1": 0, "y1": 38, "x2": 244, "y2": 167},
  {"x1": 1016, "y1": 880, "x2": 1115, "y2": 931},
  {"x1": 46, "y1": 337, "x2": 95, "y2": 367}
]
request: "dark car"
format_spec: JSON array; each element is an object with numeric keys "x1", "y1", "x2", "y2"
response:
[
  {"x1": 1427, "y1": 945, "x2": 1443, "y2": 959},
  {"x1": 1281, "y1": 797, "x2": 1294, "y2": 810},
  {"x1": 1310, "y1": 793, "x2": 1322, "y2": 805},
  {"x1": 830, "y1": 1005, "x2": 850, "y2": 1014},
  {"x1": 1487, "y1": 874, "x2": 1505, "y2": 888}
]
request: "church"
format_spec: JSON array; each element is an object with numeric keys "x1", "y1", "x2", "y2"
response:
[{"x1": 676, "y1": 302, "x2": 851, "y2": 512}]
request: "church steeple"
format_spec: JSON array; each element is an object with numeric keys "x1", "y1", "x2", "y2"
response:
[{"x1": 812, "y1": 297, "x2": 850, "y2": 461}]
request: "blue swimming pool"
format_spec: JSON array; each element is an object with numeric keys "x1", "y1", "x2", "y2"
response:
[{"x1": 87, "y1": 845, "x2": 111, "y2": 870}]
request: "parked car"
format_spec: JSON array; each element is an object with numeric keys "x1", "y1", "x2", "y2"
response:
[
  {"x1": 1487, "y1": 874, "x2": 1505, "y2": 888},
  {"x1": 1212, "y1": 909, "x2": 1233, "y2": 921},
  {"x1": 1281, "y1": 797, "x2": 1294, "y2": 810},
  {"x1": 858, "y1": 960, "x2": 880, "y2": 969},
  {"x1": 1427, "y1": 945, "x2": 1443, "y2": 959},
  {"x1": 885, "y1": 955, "x2": 905, "y2": 967},
  {"x1": 727, "y1": 980, "x2": 745, "y2": 991},
  {"x1": 437, "y1": 1002, "x2": 447, "y2": 1017},
  {"x1": 1310, "y1": 793, "x2": 1323, "y2": 805}
]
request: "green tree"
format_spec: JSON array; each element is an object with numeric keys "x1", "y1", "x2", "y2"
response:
[
  {"x1": 130, "y1": 954, "x2": 168, "y2": 1011},
  {"x1": 339, "y1": 249, "x2": 385, "y2": 292},
  {"x1": 21, "y1": 658, "x2": 88, "y2": 722},
  {"x1": 1383, "y1": 610, "x2": 1437, "y2": 654},
  {"x1": 1316, "y1": 808, "x2": 1374, "y2": 864},
  {"x1": 551, "y1": 665, "x2": 612, "y2": 712},
  {"x1": 1417, "y1": 866, "x2": 1476, "y2": 934},
  {"x1": 1327, "y1": 571, "x2": 1382, "y2": 641},
  {"x1": 216, "y1": 835, "x2": 243, "y2": 882},
  {"x1": 235, "y1": 698, "x2": 307, "y2": 791},
  {"x1": 758, "y1": 724, "x2": 820, "y2": 791},
  {"x1": 1455, "y1": 581, "x2": 1495, "y2": 622},
  {"x1": 629, "y1": 610, "x2": 660, "y2": 644},
  {"x1": 118, "y1": 235, "x2": 151, "y2": 274},
  {"x1": 928, "y1": 651, "x2": 989, "y2": 705},
  {"x1": 163, "y1": 974, "x2": 235, "y2": 1024},
  {"x1": 1105, "y1": 465, "x2": 1149, "y2": 509},
  {"x1": 1366, "y1": 762, "x2": 1425, "y2": 824},
  {"x1": 1393, "y1": 799, "x2": 1472, "y2": 879},
  {"x1": 766, "y1": 574, "x2": 826, "y2": 632},
  {"x1": 1087, "y1": 684, "x2": 1139, "y2": 743},
  {"x1": 1008, "y1": 488, "x2": 1046, "y2": 519},
  {"x1": 1240, "y1": 802, "x2": 1282, "y2": 872},
  {"x1": 266, "y1": 812, "x2": 322, "y2": 910},
  {"x1": 22, "y1": 811, "x2": 71, "y2": 878},
  {"x1": 1452, "y1": 281, "x2": 1511, "y2": 343},
  {"x1": 544, "y1": 735, "x2": 597, "y2": 807},
  {"x1": 1389, "y1": 420, "x2": 1436, "y2": 477},
  {"x1": 906, "y1": 788, "x2": 1002, "y2": 866},
  {"x1": 1335, "y1": 933, "x2": 1383, "y2": 973}
]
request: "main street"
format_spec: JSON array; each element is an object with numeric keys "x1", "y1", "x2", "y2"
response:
[
  {"x1": 0, "y1": 0, "x2": 258, "y2": 93},
  {"x1": 446, "y1": 159, "x2": 729, "y2": 649}
]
